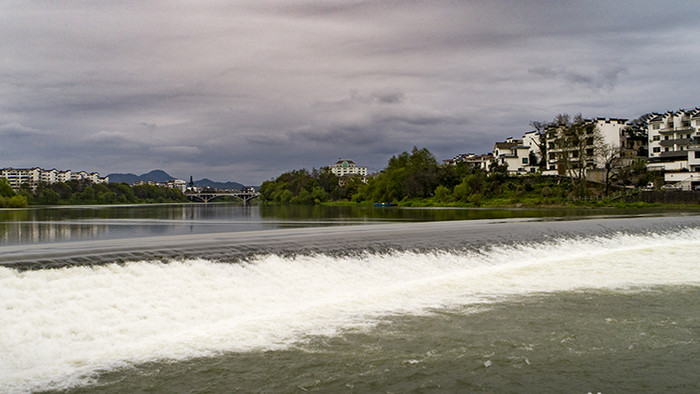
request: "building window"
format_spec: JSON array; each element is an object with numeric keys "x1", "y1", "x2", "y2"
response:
[
  {"x1": 653, "y1": 124, "x2": 660, "y2": 130},
  {"x1": 695, "y1": 151, "x2": 700, "y2": 159},
  {"x1": 653, "y1": 147, "x2": 661, "y2": 153},
  {"x1": 653, "y1": 135, "x2": 660, "y2": 141},
  {"x1": 522, "y1": 157, "x2": 528, "y2": 164}
]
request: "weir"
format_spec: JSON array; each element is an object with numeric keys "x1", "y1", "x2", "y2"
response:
[
  {"x1": 2, "y1": 215, "x2": 699, "y2": 271},
  {"x1": 2, "y1": 216, "x2": 700, "y2": 394}
]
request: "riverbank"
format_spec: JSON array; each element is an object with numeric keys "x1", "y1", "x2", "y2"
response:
[{"x1": 315, "y1": 198, "x2": 700, "y2": 211}]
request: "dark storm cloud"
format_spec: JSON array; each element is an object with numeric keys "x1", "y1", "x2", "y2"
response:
[{"x1": 1, "y1": 1, "x2": 700, "y2": 184}]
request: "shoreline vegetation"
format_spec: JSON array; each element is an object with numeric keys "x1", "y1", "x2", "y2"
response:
[
  {"x1": 259, "y1": 147, "x2": 699, "y2": 210},
  {"x1": 0, "y1": 178, "x2": 188, "y2": 208},
  {"x1": 2, "y1": 147, "x2": 699, "y2": 210}
]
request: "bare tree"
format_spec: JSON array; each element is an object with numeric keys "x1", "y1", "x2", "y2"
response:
[
  {"x1": 598, "y1": 143, "x2": 623, "y2": 195},
  {"x1": 547, "y1": 114, "x2": 603, "y2": 195}
]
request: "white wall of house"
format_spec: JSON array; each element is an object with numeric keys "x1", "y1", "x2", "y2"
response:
[
  {"x1": 492, "y1": 140, "x2": 537, "y2": 174},
  {"x1": 664, "y1": 172, "x2": 700, "y2": 190},
  {"x1": 689, "y1": 149, "x2": 700, "y2": 172},
  {"x1": 522, "y1": 131, "x2": 541, "y2": 162},
  {"x1": 594, "y1": 118, "x2": 627, "y2": 147},
  {"x1": 647, "y1": 160, "x2": 689, "y2": 172}
]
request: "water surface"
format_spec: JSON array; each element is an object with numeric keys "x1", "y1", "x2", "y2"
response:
[
  {"x1": 1, "y1": 205, "x2": 699, "y2": 393},
  {"x1": 0, "y1": 203, "x2": 695, "y2": 245}
]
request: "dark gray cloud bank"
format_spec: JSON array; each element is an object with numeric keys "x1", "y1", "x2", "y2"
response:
[{"x1": 2, "y1": 1, "x2": 699, "y2": 185}]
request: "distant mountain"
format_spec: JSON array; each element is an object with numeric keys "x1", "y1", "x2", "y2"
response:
[
  {"x1": 107, "y1": 169, "x2": 175, "y2": 184},
  {"x1": 139, "y1": 169, "x2": 175, "y2": 183},
  {"x1": 106, "y1": 173, "x2": 142, "y2": 184},
  {"x1": 195, "y1": 178, "x2": 245, "y2": 190},
  {"x1": 107, "y1": 170, "x2": 246, "y2": 188}
]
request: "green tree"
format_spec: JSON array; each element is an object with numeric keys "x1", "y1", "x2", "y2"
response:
[
  {"x1": 433, "y1": 185, "x2": 451, "y2": 204},
  {"x1": 358, "y1": 147, "x2": 440, "y2": 202},
  {"x1": 0, "y1": 178, "x2": 15, "y2": 197},
  {"x1": 3, "y1": 195, "x2": 28, "y2": 208},
  {"x1": 38, "y1": 188, "x2": 60, "y2": 205},
  {"x1": 80, "y1": 186, "x2": 96, "y2": 202}
]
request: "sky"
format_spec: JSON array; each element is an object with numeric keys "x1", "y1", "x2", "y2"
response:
[{"x1": 2, "y1": 1, "x2": 699, "y2": 185}]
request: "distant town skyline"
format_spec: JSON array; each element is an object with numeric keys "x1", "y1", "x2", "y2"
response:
[{"x1": 2, "y1": 1, "x2": 699, "y2": 185}]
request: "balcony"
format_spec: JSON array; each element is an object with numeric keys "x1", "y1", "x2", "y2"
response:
[
  {"x1": 659, "y1": 151, "x2": 689, "y2": 159},
  {"x1": 659, "y1": 138, "x2": 693, "y2": 147},
  {"x1": 660, "y1": 126, "x2": 694, "y2": 134}
]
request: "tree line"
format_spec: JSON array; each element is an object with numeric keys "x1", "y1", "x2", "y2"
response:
[
  {"x1": 0, "y1": 178, "x2": 187, "y2": 207},
  {"x1": 260, "y1": 147, "x2": 615, "y2": 206},
  {"x1": 260, "y1": 113, "x2": 656, "y2": 206}
]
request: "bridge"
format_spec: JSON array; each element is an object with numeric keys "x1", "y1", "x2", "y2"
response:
[{"x1": 185, "y1": 188, "x2": 260, "y2": 205}]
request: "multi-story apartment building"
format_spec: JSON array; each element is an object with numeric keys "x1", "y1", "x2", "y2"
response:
[
  {"x1": 0, "y1": 167, "x2": 108, "y2": 190},
  {"x1": 0, "y1": 168, "x2": 41, "y2": 189},
  {"x1": 645, "y1": 108, "x2": 700, "y2": 190},
  {"x1": 329, "y1": 159, "x2": 367, "y2": 177},
  {"x1": 646, "y1": 109, "x2": 700, "y2": 171},
  {"x1": 544, "y1": 117, "x2": 628, "y2": 175},
  {"x1": 690, "y1": 110, "x2": 700, "y2": 173}
]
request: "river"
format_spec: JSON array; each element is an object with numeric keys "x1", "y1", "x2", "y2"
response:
[{"x1": 1, "y1": 204, "x2": 699, "y2": 393}]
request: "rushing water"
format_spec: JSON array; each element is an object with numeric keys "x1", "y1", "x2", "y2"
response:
[{"x1": 1, "y1": 204, "x2": 699, "y2": 393}]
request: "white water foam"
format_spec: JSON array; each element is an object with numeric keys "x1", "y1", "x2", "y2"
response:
[{"x1": 1, "y1": 229, "x2": 699, "y2": 392}]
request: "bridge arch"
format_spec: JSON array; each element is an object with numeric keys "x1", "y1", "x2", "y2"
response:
[{"x1": 185, "y1": 190, "x2": 260, "y2": 206}]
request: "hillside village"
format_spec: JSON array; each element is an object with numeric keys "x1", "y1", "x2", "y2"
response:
[
  {"x1": 437, "y1": 109, "x2": 699, "y2": 191},
  {"x1": 323, "y1": 108, "x2": 700, "y2": 193}
]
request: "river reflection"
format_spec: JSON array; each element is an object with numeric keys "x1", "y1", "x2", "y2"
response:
[{"x1": 0, "y1": 203, "x2": 690, "y2": 245}]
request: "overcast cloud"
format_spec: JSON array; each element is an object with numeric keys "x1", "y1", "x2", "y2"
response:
[{"x1": 1, "y1": 1, "x2": 699, "y2": 184}]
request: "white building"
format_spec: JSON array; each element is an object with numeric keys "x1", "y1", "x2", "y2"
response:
[
  {"x1": 1, "y1": 167, "x2": 108, "y2": 190},
  {"x1": 0, "y1": 168, "x2": 41, "y2": 190},
  {"x1": 647, "y1": 109, "x2": 700, "y2": 172},
  {"x1": 522, "y1": 130, "x2": 543, "y2": 166},
  {"x1": 690, "y1": 111, "x2": 700, "y2": 173},
  {"x1": 167, "y1": 179, "x2": 187, "y2": 192},
  {"x1": 443, "y1": 153, "x2": 493, "y2": 171},
  {"x1": 544, "y1": 117, "x2": 628, "y2": 175},
  {"x1": 644, "y1": 108, "x2": 700, "y2": 190},
  {"x1": 329, "y1": 159, "x2": 367, "y2": 177},
  {"x1": 492, "y1": 138, "x2": 537, "y2": 174}
]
